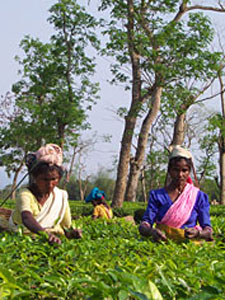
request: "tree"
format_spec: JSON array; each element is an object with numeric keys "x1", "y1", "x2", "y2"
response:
[
  {"x1": 100, "y1": 0, "x2": 225, "y2": 206},
  {"x1": 217, "y1": 69, "x2": 225, "y2": 204},
  {"x1": 63, "y1": 134, "x2": 97, "y2": 186},
  {"x1": 202, "y1": 69, "x2": 225, "y2": 204},
  {"x1": 90, "y1": 169, "x2": 115, "y2": 202},
  {"x1": 14, "y1": 0, "x2": 99, "y2": 149},
  {"x1": 0, "y1": 0, "x2": 100, "y2": 191},
  {"x1": 0, "y1": 94, "x2": 38, "y2": 199}
]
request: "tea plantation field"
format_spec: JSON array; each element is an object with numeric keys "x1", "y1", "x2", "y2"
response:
[{"x1": 0, "y1": 203, "x2": 224, "y2": 300}]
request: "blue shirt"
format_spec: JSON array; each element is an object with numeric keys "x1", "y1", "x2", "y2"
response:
[{"x1": 142, "y1": 188, "x2": 211, "y2": 229}]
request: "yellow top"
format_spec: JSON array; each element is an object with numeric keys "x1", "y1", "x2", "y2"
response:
[
  {"x1": 12, "y1": 188, "x2": 71, "y2": 235},
  {"x1": 93, "y1": 204, "x2": 113, "y2": 219}
]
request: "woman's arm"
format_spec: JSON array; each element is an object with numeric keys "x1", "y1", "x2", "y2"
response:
[
  {"x1": 22, "y1": 211, "x2": 61, "y2": 244},
  {"x1": 142, "y1": 191, "x2": 159, "y2": 225},
  {"x1": 139, "y1": 191, "x2": 167, "y2": 241},
  {"x1": 197, "y1": 192, "x2": 213, "y2": 240},
  {"x1": 185, "y1": 192, "x2": 213, "y2": 241}
]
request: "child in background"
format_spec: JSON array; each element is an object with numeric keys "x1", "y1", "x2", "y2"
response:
[{"x1": 85, "y1": 187, "x2": 113, "y2": 220}]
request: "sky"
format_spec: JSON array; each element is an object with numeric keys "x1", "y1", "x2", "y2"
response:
[{"x1": 0, "y1": 1, "x2": 224, "y2": 189}]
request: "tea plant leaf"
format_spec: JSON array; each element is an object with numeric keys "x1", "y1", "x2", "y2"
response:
[
  {"x1": 0, "y1": 268, "x2": 23, "y2": 290},
  {"x1": 148, "y1": 280, "x2": 163, "y2": 300},
  {"x1": 118, "y1": 289, "x2": 129, "y2": 300},
  {"x1": 156, "y1": 264, "x2": 175, "y2": 297},
  {"x1": 128, "y1": 289, "x2": 149, "y2": 300}
]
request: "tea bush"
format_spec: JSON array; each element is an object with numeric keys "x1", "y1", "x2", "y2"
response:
[
  {"x1": 0, "y1": 204, "x2": 225, "y2": 299},
  {"x1": 1, "y1": 199, "x2": 225, "y2": 299}
]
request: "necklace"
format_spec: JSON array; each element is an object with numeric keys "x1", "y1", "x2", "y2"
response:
[{"x1": 177, "y1": 183, "x2": 187, "y2": 195}]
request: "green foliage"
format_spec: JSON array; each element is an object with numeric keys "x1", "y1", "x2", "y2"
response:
[
  {"x1": 13, "y1": 0, "x2": 100, "y2": 148},
  {"x1": 142, "y1": 148, "x2": 168, "y2": 194},
  {"x1": 63, "y1": 175, "x2": 82, "y2": 201},
  {"x1": 201, "y1": 179, "x2": 220, "y2": 203},
  {"x1": 197, "y1": 115, "x2": 219, "y2": 181},
  {"x1": 100, "y1": 1, "x2": 221, "y2": 91},
  {"x1": 88, "y1": 169, "x2": 115, "y2": 201},
  {"x1": 69, "y1": 201, "x2": 93, "y2": 217},
  {"x1": 0, "y1": 0, "x2": 100, "y2": 181},
  {"x1": 64, "y1": 169, "x2": 115, "y2": 201},
  {"x1": 0, "y1": 95, "x2": 38, "y2": 178},
  {"x1": 0, "y1": 207, "x2": 225, "y2": 299}
]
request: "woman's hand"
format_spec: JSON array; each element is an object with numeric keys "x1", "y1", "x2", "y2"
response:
[
  {"x1": 185, "y1": 227, "x2": 199, "y2": 239},
  {"x1": 48, "y1": 233, "x2": 62, "y2": 245},
  {"x1": 199, "y1": 226, "x2": 214, "y2": 241},
  {"x1": 139, "y1": 221, "x2": 152, "y2": 237},
  {"x1": 185, "y1": 226, "x2": 214, "y2": 241},
  {"x1": 150, "y1": 228, "x2": 168, "y2": 242},
  {"x1": 22, "y1": 211, "x2": 62, "y2": 244},
  {"x1": 65, "y1": 228, "x2": 82, "y2": 239},
  {"x1": 139, "y1": 222, "x2": 167, "y2": 242}
]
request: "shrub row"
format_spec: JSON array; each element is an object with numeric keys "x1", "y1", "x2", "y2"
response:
[{"x1": 0, "y1": 213, "x2": 225, "y2": 299}]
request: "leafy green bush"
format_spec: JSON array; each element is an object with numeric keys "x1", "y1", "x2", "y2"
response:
[
  {"x1": 69, "y1": 200, "x2": 147, "y2": 220},
  {"x1": 0, "y1": 209, "x2": 225, "y2": 299}
]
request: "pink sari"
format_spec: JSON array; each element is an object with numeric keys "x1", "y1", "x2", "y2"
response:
[{"x1": 158, "y1": 183, "x2": 199, "y2": 228}]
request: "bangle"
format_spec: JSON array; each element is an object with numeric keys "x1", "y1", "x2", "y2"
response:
[{"x1": 141, "y1": 221, "x2": 151, "y2": 228}]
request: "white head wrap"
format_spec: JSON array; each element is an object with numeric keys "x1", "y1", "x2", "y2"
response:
[{"x1": 168, "y1": 145, "x2": 192, "y2": 160}]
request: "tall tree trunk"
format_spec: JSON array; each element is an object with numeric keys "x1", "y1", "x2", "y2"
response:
[
  {"x1": 62, "y1": 145, "x2": 77, "y2": 189},
  {"x1": 111, "y1": 110, "x2": 139, "y2": 207},
  {"x1": 57, "y1": 122, "x2": 66, "y2": 150},
  {"x1": 78, "y1": 179, "x2": 84, "y2": 202},
  {"x1": 164, "y1": 112, "x2": 187, "y2": 186},
  {"x1": 171, "y1": 112, "x2": 186, "y2": 145},
  {"x1": 219, "y1": 142, "x2": 225, "y2": 205},
  {"x1": 218, "y1": 71, "x2": 225, "y2": 204},
  {"x1": 140, "y1": 167, "x2": 147, "y2": 203},
  {"x1": 111, "y1": 0, "x2": 141, "y2": 208},
  {"x1": 125, "y1": 87, "x2": 162, "y2": 202}
]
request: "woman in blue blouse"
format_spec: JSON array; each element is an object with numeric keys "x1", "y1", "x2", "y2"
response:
[{"x1": 139, "y1": 146, "x2": 213, "y2": 242}]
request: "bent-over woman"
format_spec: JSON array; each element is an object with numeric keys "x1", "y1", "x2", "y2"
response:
[
  {"x1": 139, "y1": 145, "x2": 213, "y2": 242},
  {"x1": 9, "y1": 144, "x2": 82, "y2": 244},
  {"x1": 85, "y1": 187, "x2": 113, "y2": 220}
]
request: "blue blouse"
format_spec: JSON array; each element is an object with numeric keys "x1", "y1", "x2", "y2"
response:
[{"x1": 142, "y1": 188, "x2": 211, "y2": 229}]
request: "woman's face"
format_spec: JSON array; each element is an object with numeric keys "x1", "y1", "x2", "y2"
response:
[
  {"x1": 34, "y1": 169, "x2": 60, "y2": 194},
  {"x1": 168, "y1": 158, "x2": 190, "y2": 185}
]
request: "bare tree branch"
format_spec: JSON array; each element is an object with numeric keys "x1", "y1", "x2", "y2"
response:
[
  {"x1": 173, "y1": 1, "x2": 225, "y2": 23},
  {"x1": 195, "y1": 89, "x2": 225, "y2": 104}
]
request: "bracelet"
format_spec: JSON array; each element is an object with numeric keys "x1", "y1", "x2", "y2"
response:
[
  {"x1": 141, "y1": 221, "x2": 151, "y2": 228},
  {"x1": 205, "y1": 226, "x2": 213, "y2": 233}
]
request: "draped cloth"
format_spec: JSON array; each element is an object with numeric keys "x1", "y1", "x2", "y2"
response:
[
  {"x1": 157, "y1": 183, "x2": 199, "y2": 228},
  {"x1": 35, "y1": 188, "x2": 67, "y2": 229},
  {"x1": 9, "y1": 187, "x2": 67, "y2": 230}
]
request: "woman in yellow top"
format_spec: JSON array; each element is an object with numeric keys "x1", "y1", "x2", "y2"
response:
[
  {"x1": 9, "y1": 144, "x2": 82, "y2": 244},
  {"x1": 85, "y1": 187, "x2": 113, "y2": 220}
]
